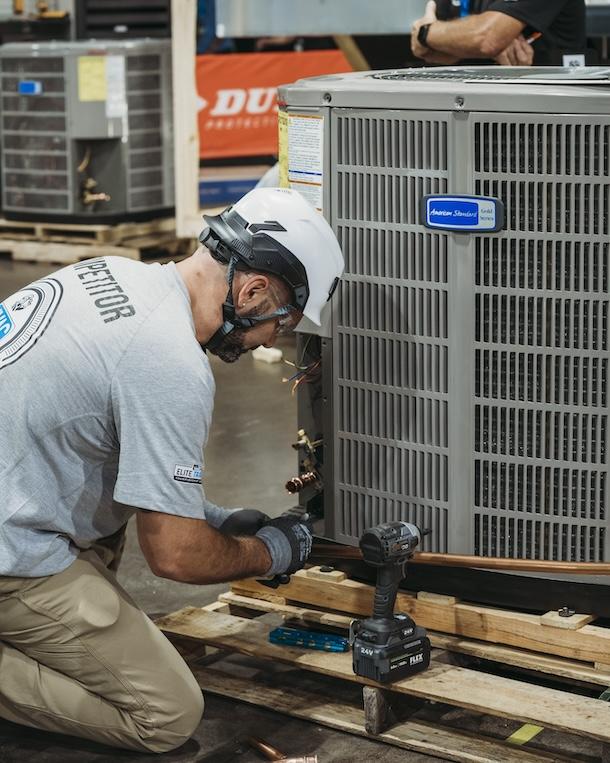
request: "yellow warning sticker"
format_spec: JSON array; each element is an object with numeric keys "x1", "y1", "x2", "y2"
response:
[
  {"x1": 78, "y1": 56, "x2": 107, "y2": 102},
  {"x1": 506, "y1": 724, "x2": 544, "y2": 745},
  {"x1": 278, "y1": 110, "x2": 289, "y2": 189}
]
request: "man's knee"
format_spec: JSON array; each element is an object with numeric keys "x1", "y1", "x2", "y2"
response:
[{"x1": 138, "y1": 669, "x2": 204, "y2": 753}]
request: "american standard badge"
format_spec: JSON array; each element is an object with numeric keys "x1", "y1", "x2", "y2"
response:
[
  {"x1": 173, "y1": 464, "x2": 203, "y2": 484},
  {"x1": 421, "y1": 195, "x2": 504, "y2": 233},
  {"x1": 0, "y1": 278, "x2": 63, "y2": 370}
]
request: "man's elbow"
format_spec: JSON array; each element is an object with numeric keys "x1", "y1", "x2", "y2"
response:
[
  {"x1": 477, "y1": 31, "x2": 511, "y2": 59},
  {"x1": 148, "y1": 554, "x2": 218, "y2": 585},
  {"x1": 146, "y1": 552, "x2": 179, "y2": 580}
]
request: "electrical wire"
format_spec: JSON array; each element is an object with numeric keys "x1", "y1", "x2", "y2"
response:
[
  {"x1": 77, "y1": 147, "x2": 91, "y2": 174},
  {"x1": 282, "y1": 359, "x2": 321, "y2": 395}
]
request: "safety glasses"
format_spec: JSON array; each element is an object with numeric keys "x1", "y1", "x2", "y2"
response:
[{"x1": 275, "y1": 307, "x2": 303, "y2": 335}]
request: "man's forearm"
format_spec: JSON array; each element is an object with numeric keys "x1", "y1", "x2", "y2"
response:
[
  {"x1": 172, "y1": 533, "x2": 272, "y2": 584},
  {"x1": 425, "y1": 13, "x2": 523, "y2": 59},
  {"x1": 136, "y1": 511, "x2": 272, "y2": 584}
]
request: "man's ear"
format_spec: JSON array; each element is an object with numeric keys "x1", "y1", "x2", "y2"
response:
[{"x1": 236, "y1": 273, "x2": 270, "y2": 307}]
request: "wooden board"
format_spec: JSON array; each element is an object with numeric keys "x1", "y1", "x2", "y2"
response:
[
  {"x1": 171, "y1": 0, "x2": 200, "y2": 239},
  {"x1": 0, "y1": 216, "x2": 175, "y2": 244},
  {"x1": 156, "y1": 607, "x2": 610, "y2": 744},
  {"x1": 539, "y1": 611, "x2": 595, "y2": 630},
  {"x1": 195, "y1": 664, "x2": 573, "y2": 763},
  {"x1": 231, "y1": 572, "x2": 610, "y2": 664},
  {"x1": 219, "y1": 591, "x2": 610, "y2": 687},
  {"x1": 0, "y1": 233, "x2": 188, "y2": 266},
  {"x1": 0, "y1": 239, "x2": 141, "y2": 265}
]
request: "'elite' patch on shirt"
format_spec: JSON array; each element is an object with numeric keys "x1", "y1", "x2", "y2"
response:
[{"x1": 173, "y1": 464, "x2": 203, "y2": 484}]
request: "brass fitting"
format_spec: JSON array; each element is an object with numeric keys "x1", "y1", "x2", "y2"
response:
[
  {"x1": 285, "y1": 471, "x2": 318, "y2": 494},
  {"x1": 81, "y1": 177, "x2": 110, "y2": 206}
]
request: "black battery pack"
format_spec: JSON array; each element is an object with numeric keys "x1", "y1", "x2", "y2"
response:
[{"x1": 351, "y1": 614, "x2": 431, "y2": 683}]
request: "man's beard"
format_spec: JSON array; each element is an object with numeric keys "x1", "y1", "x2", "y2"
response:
[
  {"x1": 207, "y1": 301, "x2": 275, "y2": 363},
  {"x1": 207, "y1": 328, "x2": 249, "y2": 363}
]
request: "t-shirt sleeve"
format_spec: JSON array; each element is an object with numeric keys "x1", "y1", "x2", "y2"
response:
[
  {"x1": 434, "y1": 0, "x2": 455, "y2": 21},
  {"x1": 483, "y1": 0, "x2": 571, "y2": 35},
  {"x1": 110, "y1": 329, "x2": 217, "y2": 519}
]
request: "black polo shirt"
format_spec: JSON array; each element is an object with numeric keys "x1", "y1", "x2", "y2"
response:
[{"x1": 436, "y1": 0, "x2": 586, "y2": 65}]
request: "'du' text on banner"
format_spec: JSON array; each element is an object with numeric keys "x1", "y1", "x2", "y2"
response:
[{"x1": 196, "y1": 50, "x2": 351, "y2": 159}]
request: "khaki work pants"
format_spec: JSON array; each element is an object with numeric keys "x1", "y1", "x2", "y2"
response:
[{"x1": 0, "y1": 544, "x2": 204, "y2": 752}]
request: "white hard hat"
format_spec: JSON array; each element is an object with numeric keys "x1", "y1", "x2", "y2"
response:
[{"x1": 200, "y1": 187, "x2": 344, "y2": 325}]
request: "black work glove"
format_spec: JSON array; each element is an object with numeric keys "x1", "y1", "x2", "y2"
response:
[
  {"x1": 255, "y1": 516, "x2": 313, "y2": 576},
  {"x1": 219, "y1": 509, "x2": 270, "y2": 536}
]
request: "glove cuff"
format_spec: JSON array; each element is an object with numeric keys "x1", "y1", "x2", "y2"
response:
[
  {"x1": 255, "y1": 525, "x2": 293, "y2": 576},
  {"x1": 203, "y1": 505, "x2": 236, "y2": 530}
]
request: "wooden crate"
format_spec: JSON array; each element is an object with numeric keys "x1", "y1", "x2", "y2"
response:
[{"x1": 156, "y1": 568, "x2": 610, "y2": 763}]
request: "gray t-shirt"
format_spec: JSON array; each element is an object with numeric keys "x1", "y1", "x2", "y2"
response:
[{"x1": 0, "y1": 256, "x2": 222, "y2": 577}]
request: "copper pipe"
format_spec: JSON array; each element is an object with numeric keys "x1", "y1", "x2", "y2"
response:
[
  {"x1": 310, "y1": 542, "x2": 610, "y2": 576},
  {"x1": 247, "y1": 737, "x2": 317, "y2": 763},
  {"x1": 285, "y1": 471, "x2": 318, "y2": 494},
  {"x1": 247, "y1": 737, "x2": 284, "y2": 761}
]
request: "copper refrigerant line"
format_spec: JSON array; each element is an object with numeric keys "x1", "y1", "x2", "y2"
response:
[
  {"x1": 310, "y1": 542, "x2": 610, "y2": 575},
  {"x1": 286, "y1": 430, "x2": 323, "y2": 494},
  {"x1": 247, "y1": 736, "x2": 317, "y2": 763},
  {"x1": 285, "y1": 471, "x2": 318, "y2": 494}
]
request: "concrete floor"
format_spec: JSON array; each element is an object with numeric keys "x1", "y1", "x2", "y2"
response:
[{"x1": 0, "y1": 257, "x2": 444, "y2": 762}]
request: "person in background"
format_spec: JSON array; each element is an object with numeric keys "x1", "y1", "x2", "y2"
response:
[{"x1": 411, "y1": 0, "x2": 587, "y2": 68}]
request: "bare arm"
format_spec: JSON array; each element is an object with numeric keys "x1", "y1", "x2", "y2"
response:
[
  {"x1": 136, "y1": 510, "x2": 272, "y2": 584},
  {"x1": 413, "y1": 10, "x2": 525, "y2": 61},
  {"x1": 494, "y1": 35, "x2": 534, "y2": 67}
]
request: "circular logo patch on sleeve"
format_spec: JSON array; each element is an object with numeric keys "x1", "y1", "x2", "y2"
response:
[{"x1": 0, "y1": 278, "x2": 63, "y2": 369}]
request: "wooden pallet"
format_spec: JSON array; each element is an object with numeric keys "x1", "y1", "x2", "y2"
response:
[
  {"x1": 230, "y1": 568, "x2": 610, "y2": 668},
  {"x1": 0, "y1": 232, "x2": 191, "y2": 266},
  {"x1": 0, "y1": 216, "x2": 175, "y2": 245},
  {"x1": 0, "y1": 216, "x2": 192, "y2": 265},
  {"x1": 156, "y1": 569, "x2": 610, "y2": 763}
]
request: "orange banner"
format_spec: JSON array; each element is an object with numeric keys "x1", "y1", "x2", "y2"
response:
[{"x1": 196, "y1": 50, "x2": 351, "y2": 160}]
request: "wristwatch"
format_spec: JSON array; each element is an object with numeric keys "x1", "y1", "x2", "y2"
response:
[{"x1": 417, "y1": 23, "x2": 432, "y2": 49}]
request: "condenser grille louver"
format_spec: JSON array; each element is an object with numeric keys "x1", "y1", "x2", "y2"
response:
[
  {"x1": 374, "y1": 70, "x2": 502, "y2": 81},
  {"x1": 76, "y1": 1, "x2": 171, "y2": 39},
  {"x1": 333, "y1": 112, "x2": 450, "y2": 551},
  {"x1": 126, "y1": 53, "x2": 165, "y2": 210},
  {"x1": 1, "y1": 56, "x2": 69, "y2": 212},
  {"x1": 473, "y1": 115, "x2": 609, "y2": 560}
]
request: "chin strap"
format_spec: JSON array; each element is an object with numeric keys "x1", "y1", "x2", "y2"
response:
[{"x1": 203, "y1": 255, "x2": 293, "y2": 352}]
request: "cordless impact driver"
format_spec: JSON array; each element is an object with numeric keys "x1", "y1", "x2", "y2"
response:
[{"x1": 351, "y1": 521, "x2": 431, "y2": 683}]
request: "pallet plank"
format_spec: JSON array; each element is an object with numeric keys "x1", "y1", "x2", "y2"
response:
[
  {"x1": 0, "y1": 239, "x2": 141, "y2": 265},
  {"x1": 156, "y1": 607, "x2": 610, "y2": 743},
  {"x1": 0, "y1": 216, "x2": 175, "y2": 244},
  {"x1": 219, "y1": 591, "x2": 610, "y2": 687},
  {"x1": 195, "y1": 664, "x2": 570, "y2": 763},
  {"x1": 231, "y1": 573, "x2": 610, "y2": 664}
]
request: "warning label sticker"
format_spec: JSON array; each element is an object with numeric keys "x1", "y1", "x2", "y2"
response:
[{"x1": 286, "y1": 113, "x2": 324, "y2": 211}]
